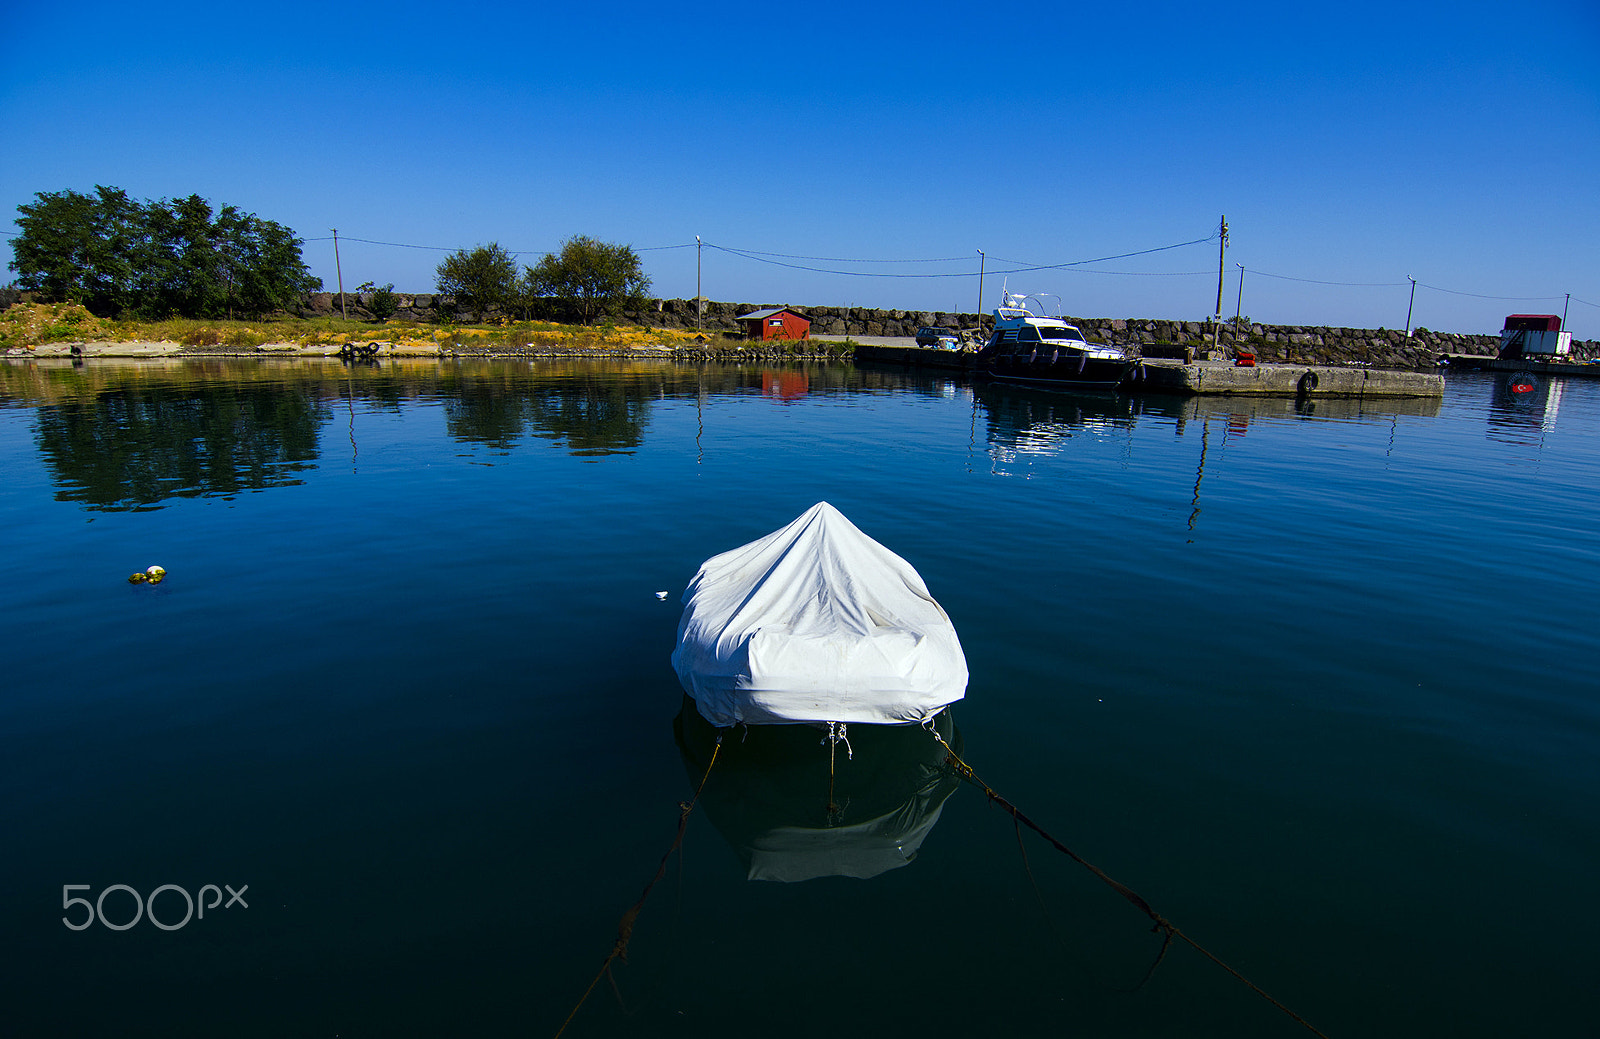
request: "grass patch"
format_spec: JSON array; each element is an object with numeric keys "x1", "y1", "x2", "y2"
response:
[{"x1": 0, "y1": 302, "x2": 839, "y2": 356}]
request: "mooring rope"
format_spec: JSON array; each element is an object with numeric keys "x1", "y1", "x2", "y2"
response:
[
  {"x1": 823, "y1": 721, "x2": 853, "y2": 822},
  {"x1": 922, "y1": 721, "x2": 1332, "y2": 1039},
  {"x1": 553, "y1": 731, "x2": 724, "y2": 1039}
]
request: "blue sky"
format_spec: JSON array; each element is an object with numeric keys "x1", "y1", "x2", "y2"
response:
[{"x1": 3, "y1": 0, "x2": 1597, "y2": 335}]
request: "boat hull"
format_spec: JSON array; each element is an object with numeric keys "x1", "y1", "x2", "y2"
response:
[{"x1": 978, "y1": 354, "x2": 1138, "y2": 390}]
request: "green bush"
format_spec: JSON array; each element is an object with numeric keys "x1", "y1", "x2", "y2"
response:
[{"x1": 370, "y1": 284, "x2": 398, "y2": 321}]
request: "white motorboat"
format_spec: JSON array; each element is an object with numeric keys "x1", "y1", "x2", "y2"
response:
[{"x1": 976, "y1": 291, "x2": 1139, "y2": 390}]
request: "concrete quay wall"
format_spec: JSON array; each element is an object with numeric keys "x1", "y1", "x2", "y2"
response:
[{"x1": 1138, "y1": 360, "x2": 1443, "y2": 397}]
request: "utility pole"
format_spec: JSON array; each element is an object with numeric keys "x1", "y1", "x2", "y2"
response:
[
  {"x1": 1404, "y1": 275, "x2": 1416, "y2": 336},
  {"x1": 1211, "y1": 215, "x2": 1228, "y2": 352},
  {"x1": 696, "y1": 235, "x2": 702, "y2": 331},
  {"x1": 331, "y1": 228, "x2": 347, "y2": 320},
  {"x1": 1562, "y1": 292, "x2": 1570, "y2": 329},
  {"x1": 1215, "y1": 215, "x2": 1228, "y2": 319},
  {"x1": 977, "y1": 249, "x2": 985, "y2": 319}
]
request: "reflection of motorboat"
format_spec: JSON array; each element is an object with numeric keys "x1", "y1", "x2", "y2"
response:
[
  {"x1": 1487, "y1": 370, "x2": 1565, "y2": 447},
  {"x1": 974, "y1": 379, "x2": 1441, "y2": 457},
  {"x1": 671, "y1": 503, "x2": 967, "y2": 727},
  {"x1": 975, "y1": 380, "x2": 1155, "y2": 447},
  {"x1": 674, "y1": 698, "x2": 963, "y2": 882},
  {"x1": 975, "y1": 292, "x2": 1139, "y2": 390}
]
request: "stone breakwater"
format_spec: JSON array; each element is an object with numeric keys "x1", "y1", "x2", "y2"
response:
[{"x1": 303, "y1": 293, "x2": 1597, "y2": 368}]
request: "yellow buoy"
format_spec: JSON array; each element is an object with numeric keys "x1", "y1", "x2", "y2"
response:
[{"x1": 128, "y1": 572, "x2": 148, "y2": 584}]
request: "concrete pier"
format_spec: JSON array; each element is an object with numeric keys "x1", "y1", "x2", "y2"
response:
[
  {"x1": 1443, "y1": 354, "x2": 1600, "y2": 379},
  {"x1": 1137, "y1": 359, "x2": 1443, "y2": 397}
]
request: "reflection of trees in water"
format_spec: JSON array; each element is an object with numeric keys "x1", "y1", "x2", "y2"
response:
[
  {"x1": 34, "y1": 382, "x2": 326, "y2": 510},
  {"x1": 3, "y1": 358, "x2": 928, "y2": 506},
  {"x1": 438, "y1": 361, "x2": 896, "y2": 456},
  {"x1": 442, "y1": 382, "x2": 533, "y2": 451},
  {"x1": 526, "y1": 375, "x2": 648, "y2": 456},
  {"x1": 440, "y1": 366, "x2": 654, "y2": 455}
]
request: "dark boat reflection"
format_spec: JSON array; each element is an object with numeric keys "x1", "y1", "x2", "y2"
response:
[
  {"x1": 1486, "y1": 370, "x2": 1564, "y2": 447},
  {"x1": 975, "y1": 377, "x2": 1443, "y2": 459},
  {"x1": 673, "y1": 697, "x2": 962, "y2": 883}
]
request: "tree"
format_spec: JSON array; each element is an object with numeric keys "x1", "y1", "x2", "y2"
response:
[
  {"x1": 526, "y1": 236, "x2": 650, "y2": 325},
  {"x1": 435, "y1": 243, "x2": 519, "y2": 323},
  {"x1": 7, "y1": 186, "x2": 319, "y2": 318},
  {"x1": 9, "y1": 186, "x2": 144, "y2": 314},
  {"x1": 138, "y1": 193, "x2": 226, "y2": 318},
  {"x1": 213, "y1": 206, "x2": 323, "y2": 318}
]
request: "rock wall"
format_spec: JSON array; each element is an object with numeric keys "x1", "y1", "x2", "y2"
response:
[{"x1": 299, "y1": 292, "x2": 1597, "y2": 368}]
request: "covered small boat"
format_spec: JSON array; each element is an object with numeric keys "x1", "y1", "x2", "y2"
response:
[{"x1": 671, "y1": 502, "x2": 967, "y2": 727}]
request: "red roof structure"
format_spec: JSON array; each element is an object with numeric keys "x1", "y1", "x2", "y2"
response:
[{"x1": 1503, "y1": 314, "x2": 1562, "y2": 332}]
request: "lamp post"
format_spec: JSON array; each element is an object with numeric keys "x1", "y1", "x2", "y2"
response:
[{"x1": 1404, "y1": 275, "x2": 1416, "y2": 337}]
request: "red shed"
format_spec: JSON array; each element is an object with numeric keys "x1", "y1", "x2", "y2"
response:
[{"x1": 738, "y1": 307, "x2": 810, "y2": 341}]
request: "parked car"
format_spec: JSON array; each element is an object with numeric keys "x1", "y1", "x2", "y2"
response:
[{"x1": 916, "y1": 326, "x2": 961, "y2": 349}]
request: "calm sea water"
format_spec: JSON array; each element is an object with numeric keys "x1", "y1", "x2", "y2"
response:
[{"x1": 1, "y1": 358, "x2": 1595, "y2": 1038}]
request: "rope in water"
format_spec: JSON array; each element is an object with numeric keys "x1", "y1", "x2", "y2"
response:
[
  {"x1": 552, "y1": 732, "x2": 724, "y2": 1039},
  {"x1": 923, "y1": 722, "x2": 1333, "y2": 1039}
]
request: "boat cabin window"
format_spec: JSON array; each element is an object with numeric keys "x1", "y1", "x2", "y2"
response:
[{"x1": 1038, "y1": 326, "x2": 1086, "y2": 343}]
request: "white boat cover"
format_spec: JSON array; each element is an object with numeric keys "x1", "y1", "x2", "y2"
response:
[{"x1": 671, "y1": 502, "x2": 968, "y2": 726}]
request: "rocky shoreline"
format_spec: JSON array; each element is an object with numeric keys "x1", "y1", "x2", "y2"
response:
[
  {"x1": 7, "y1": 292, "x2": 1595, "y2": 369},
  {"x1": 293, "y1": 292, "x2": 1596, "y2": 369}
]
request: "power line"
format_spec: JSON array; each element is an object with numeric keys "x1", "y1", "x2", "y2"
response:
[
  {"x1": 986, "y1": 232, "x2": 1221, "y2": 273},
  {"x1": 705, "y1": 232, "x2": 1221, "y2": 280},
  {"x1": 1249, "y1": 270, "x2": 1407, "y2": 288},
  {"x1": 705, "y1": 243, "x2": 977, "y2": 278},
  {"x1": 707, "y1": 246, "x2": 974, "y2": 263},
  {"x1": 1416, "y1": 281, "x2": 1567, "y2": 302}
]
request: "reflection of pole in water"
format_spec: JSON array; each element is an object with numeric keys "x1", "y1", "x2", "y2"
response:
[
  {"x1": 967, "y1": 390, "x2": 979, "y2": 474},
  {"x1": 346, "y1": 369, "x2": 358, "y2": 471},
  {"x1": 695, "y1": 366, "x2": 706, "y2": 465},
  {"x1": 1188, "y1": 413, "x2": 1209, "y2": 535}
]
